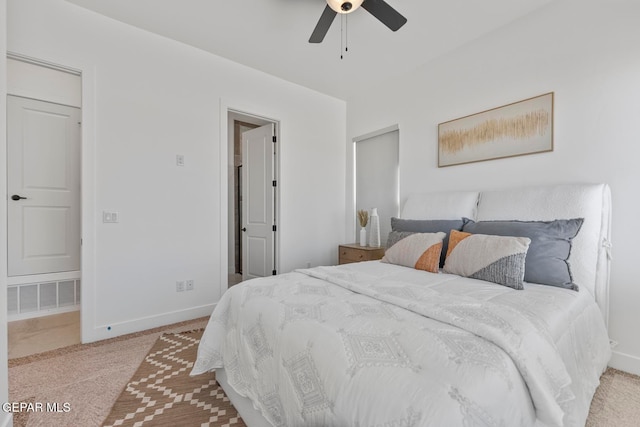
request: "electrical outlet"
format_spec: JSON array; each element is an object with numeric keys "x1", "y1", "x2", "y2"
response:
[
  {"x1": 176, "y1": 281, "x2": 185, "y2": 292},
  {"x1": 186, "y1": 280, "x2": 194, "y2": 291},
  {"x1": 176, "y1": 154, "x2": 185, "y2": 166}
]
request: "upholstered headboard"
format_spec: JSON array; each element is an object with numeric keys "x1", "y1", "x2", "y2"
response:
[{"x1": 401, "y1": 183, "x2": 612, "y2": 326}]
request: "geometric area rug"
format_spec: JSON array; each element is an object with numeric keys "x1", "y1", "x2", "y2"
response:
[{"x1": 101, "y1": 329, "x2": 246, "y2": 427}]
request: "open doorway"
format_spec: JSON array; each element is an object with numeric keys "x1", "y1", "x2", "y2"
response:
[
  {"x1": 227, "y1": 111, "x2": 278, "y2": 287},
  {"x1": 6, "y1": 55, "x2": 82, "y2": 358}
]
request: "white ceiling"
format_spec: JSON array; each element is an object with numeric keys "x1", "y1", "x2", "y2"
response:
[{"x1": 65, "y1": 0, "x2": 554, "y2": 100}]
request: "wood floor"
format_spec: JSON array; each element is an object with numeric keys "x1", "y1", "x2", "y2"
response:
[{"x1": 8, "y1": 311, "x2": 81, "y2": 359}]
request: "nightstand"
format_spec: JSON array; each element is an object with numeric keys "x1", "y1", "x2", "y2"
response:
[{"x1": 338, "y1": 244, "x2": 385, "y2": 265}]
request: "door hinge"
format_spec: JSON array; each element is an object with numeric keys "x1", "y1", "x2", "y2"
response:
[
  {"x1": 272, "y1": 136, "x2": 277, "y2": 143},
  {"x1": 272, "y1": 270, "x2": 277, "y2": 275},
  {"x1": 272, "y1": 180, "x2": 277, "y2": 187},
  {"x1": 272, "y1": 225, "x2": 277, "y2": 232}
]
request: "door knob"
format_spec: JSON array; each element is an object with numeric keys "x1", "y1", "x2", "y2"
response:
[
  {"x1": 11, "y1": 195, "x2": 27, "y2": 201},
  {"x1": 242, "y1": 227, "x2": 247, "y2": 232}
]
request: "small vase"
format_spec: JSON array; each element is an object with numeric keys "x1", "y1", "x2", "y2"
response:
[
  {"x1": 359, "y1": 227, "x2": 367, "y2": 246},
  {"x1": 369, "y1": 208, "x2": 380, "y2": 247}
]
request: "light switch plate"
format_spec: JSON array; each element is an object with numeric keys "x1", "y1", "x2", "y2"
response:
[{"x1": 103, "y1": 211, "x2": 119, "y2": 223}]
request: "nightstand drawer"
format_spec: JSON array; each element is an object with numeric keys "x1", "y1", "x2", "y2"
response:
[{"x1": 339, "y1": 244, "x2": 385, "y2": 265}]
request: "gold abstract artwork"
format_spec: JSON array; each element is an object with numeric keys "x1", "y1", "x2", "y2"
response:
[
  {"x1": 440, "y1": 109, "x2": 551, "y2": 154},
  {"x1": 438, "y1": 92, "x2": 554, "y2": 167}
]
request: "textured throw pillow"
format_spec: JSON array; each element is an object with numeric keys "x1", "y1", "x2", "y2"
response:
[
  {"x1": 444, "y1": 230, "x2": 531, "y2": 290},
  {"x1": 386, "y1": 231, "x2": 416, "y2": 250},
  {"x1": 462, "y1": 218, "x2": 583, "y2": 290},
  {"x1": 382, "y1": 232, "x2": 446, "y2": 273},
  {"x1": 389, "y1": 218, "x2": 468, "y2": 267}
]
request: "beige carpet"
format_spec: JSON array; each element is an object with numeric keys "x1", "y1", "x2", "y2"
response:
[
  {"x1": 587, "y1": 367, "x2": 640, "y2": 426},
  {"x1": 9, "y1": 317, "x2": 209, "y2": 427},
  {"x1": 9, "y1": 317, "x2": 640, "y2": 426}
]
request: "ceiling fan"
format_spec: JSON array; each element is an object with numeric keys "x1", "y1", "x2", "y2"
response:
[{"x1": 309, "y1": 0, "x2": 407, "y2": 43}]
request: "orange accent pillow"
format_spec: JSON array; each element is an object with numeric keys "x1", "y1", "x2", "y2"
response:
[
  {"x1": 381, "y1": 232, "x2": 446, "y2": 273},
  {"x1": 446, "y1": 230, "x2": 472, "y2": 258}
]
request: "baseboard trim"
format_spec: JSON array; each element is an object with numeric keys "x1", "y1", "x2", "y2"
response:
[
  {"x1": 608, "y1": 349, "x2": 640, "y2": 376},
  {"x1": 84, "y1": 304, "x2": 215, "y2": 343}
]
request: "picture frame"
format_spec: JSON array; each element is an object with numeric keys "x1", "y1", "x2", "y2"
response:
[{"x1": 438, "y1": 92, "x2": 554, "y2": 167}]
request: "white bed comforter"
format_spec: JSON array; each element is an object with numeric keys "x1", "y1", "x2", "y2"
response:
[{"x1": 192, "y1": 261, "x2": 610, "y2": 427}]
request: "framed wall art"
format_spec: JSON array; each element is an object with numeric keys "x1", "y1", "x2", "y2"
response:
[{"x1": 438, "y1": 92, "x2": 554, "y2": 167}]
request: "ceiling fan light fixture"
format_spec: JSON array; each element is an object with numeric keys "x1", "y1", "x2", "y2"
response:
[
  {"x1": 310, "y1": 0, "x2": 407, "y2": 44},
  {"x1": 326, "y1": 0, "x2": 364, "y2": 14}
]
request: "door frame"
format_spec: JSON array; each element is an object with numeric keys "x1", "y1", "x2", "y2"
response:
[
  {"x1": 220, "y1": 100, "x2": 280, "y2": 295},
  {"x1": 6, "y1": 52, "x2": 98, "y2": 345}
]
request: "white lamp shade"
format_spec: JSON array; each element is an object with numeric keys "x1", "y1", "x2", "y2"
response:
[{"x1": 326, "y1": 0, "x2": 364, "y2": 14}]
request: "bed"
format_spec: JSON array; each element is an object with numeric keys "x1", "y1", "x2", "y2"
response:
[{"x1": 191, "y1": 183, "x2": 612, "y2": 427}]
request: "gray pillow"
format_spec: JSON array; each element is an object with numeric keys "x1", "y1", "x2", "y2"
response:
[
  {"x1": 389, "y1": 218, "x2": 468, "y2": 267},
  {"x1": 462, "y1": 218, "x2": 584, "y2": 290}
]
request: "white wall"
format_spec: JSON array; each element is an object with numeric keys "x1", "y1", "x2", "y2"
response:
[
  {"x1": 5, "y1": 0, "x2": 346, "y2": 344},
  {"x1": 0, "y1": 2, "x2": 10, "y2": 425},
  {"x1": 347, "y1": 0, "x2": 640, "y2": 374}
]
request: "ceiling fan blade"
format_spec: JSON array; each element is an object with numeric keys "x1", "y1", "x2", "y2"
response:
[
  {"x1": 361, "y1": 0, "x2": 407, "y2": 31},
  {"x1": 309, "y1": 5, "x2": 337, "y2": 43}
]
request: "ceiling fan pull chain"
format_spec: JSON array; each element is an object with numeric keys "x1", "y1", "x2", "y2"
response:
[
  {"x1": 345, "y1": 14, "x2": 349, "y2": 53},
  {"x1": 340, "y1": 14, "x2": 344, "y2": 59}
]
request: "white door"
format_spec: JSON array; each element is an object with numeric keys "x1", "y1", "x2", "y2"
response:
[
  {"x1": 242, "y1": 123, "x2": 275, "y2": 280},
  {"x1": 7, "y1": 96, "x2": 81, "y2": 276}
]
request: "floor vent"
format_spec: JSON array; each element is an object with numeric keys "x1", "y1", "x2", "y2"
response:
[{"x1": 8, "y1": 279, "x2": 80, "y2": 320}]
